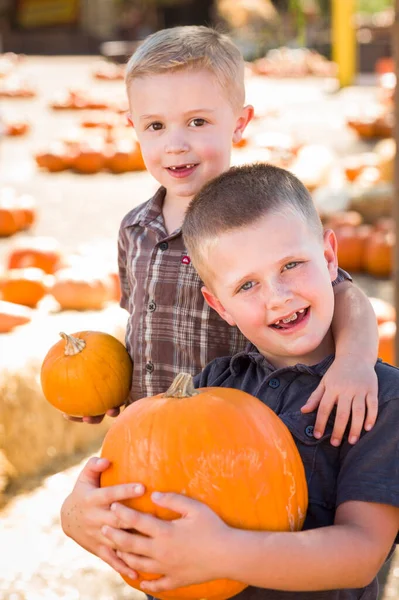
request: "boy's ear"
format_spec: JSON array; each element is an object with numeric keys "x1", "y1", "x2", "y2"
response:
[
  {"x1": 232, "y1": 104, "x2": 254, "y2": 144},
  {"x1": 323, "y1": 229, "x2": 339, "y2": 282},
  {"x1": 201, "y1": 286, "x2": 236, "y2": 326},
  {"x1": 126, "y1": 113, "x2": 134, "y2": 128}
]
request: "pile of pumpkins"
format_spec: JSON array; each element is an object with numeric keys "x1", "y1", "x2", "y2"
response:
[
  {"x1": 49, "y1": 88, "x2": 127, "y2": 113},
  {"x1": 322, "y1": 210, "x2": 395, "y2": 279},
  {"x1": 35, "y1": 122, "x2": 146, "y2": 174},
  {"x1": 0, "y1": 187, "x2": 36, "y2": 237},
  {"x1": 0, "y1": 235, "x2": 121, "y2": 333}
]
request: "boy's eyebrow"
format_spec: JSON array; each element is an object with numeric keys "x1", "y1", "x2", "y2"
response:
[{"x1": 138, "y1": 108, "x2": 216, "y2": 120}]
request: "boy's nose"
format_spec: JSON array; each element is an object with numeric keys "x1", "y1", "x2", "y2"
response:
[
  {"x1": 164, "y1": 135, "x2": 190, "y2": 154},
  {"x1": 264, "y1": 282, "x2": 294, "y2": 312}
]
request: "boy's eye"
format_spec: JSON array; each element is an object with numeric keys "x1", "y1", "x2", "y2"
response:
[
  {"x1": 239, "y1": 281, "x2": 254, "y2": 292},
  {"x1": 148, "y1": 122, "x2": 163, "y2": 131},
  {"x1": 283, "y1": 261, "x2": 299, "y2": 271},
  {"x1": 189, "y1": 118, "x2": 206, "y2": 127}
]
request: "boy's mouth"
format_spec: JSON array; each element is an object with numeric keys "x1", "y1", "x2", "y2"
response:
[
  {"x1": 270, "y1": 307, "x2": 309, "y2": 330},
  {"x1": 166, "y1": 163, "x2": 199, "y2": 178}
]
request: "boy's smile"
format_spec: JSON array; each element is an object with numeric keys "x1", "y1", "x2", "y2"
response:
[
  {"x1": 127, "y1": 69, "x2": 252, "y2": 206},
  {"x1": 202, "y1": 212, "x2": 339, "y2": 369}
]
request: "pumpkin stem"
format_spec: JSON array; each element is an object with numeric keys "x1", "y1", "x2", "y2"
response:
[
  {"x1": 164, "y1": 373, "x2": 198, "y2": 398},
  {"x1": 60, "y1": 332, "x2": 86, "y2": 356}
]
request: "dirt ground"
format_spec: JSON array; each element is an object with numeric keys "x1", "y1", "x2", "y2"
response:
[{"x1": 0, "y1": 56, "x2": 398, "y2": 599}]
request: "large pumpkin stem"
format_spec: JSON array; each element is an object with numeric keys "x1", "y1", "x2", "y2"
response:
[
  {"x1": 164, "y1": 373, "x2": 198, "y2": 398},
  {"x1": 60, "y1": 332, "x2": 86, "y2": 356}
]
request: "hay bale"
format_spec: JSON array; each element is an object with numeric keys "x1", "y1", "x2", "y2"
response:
[{"x1": 0, "y1": 303, "x2": 128, "y2": 489}]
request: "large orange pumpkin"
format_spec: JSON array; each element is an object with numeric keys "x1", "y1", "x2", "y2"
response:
[
  {"x1": 101, "y1": 373, "x2": 308, "y2": 600},
  {"x1": 40, "y1": 330, "x2": 133, "y2": 417}
]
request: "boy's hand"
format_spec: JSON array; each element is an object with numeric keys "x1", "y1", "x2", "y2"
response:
[
  {"x1": 63, "y1": 406, "x2": 122, "y2": 424},
  {"x1": 301, "y1": 356, "x2": 378, "y2": 446},
  {"x1": 102, "y1": 492, "x2": 230, "y2": 594},
  {"x1": 60, "y1": 456, "x2": 143, "y2": 579}
]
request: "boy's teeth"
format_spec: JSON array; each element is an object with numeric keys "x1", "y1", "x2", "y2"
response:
[
  {"x1": 170, "y1": 164, "x2": 194, "y2": 170},
  {"x1": 282, "y1": 312, "x2": 298, "y2": 324}
]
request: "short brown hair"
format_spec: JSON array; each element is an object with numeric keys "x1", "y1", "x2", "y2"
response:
[
  {"x1": 125, "y1": 26, "x2": 245, "y2": 110},
  {"x1": 183, "y1": 163, "x2": 323, "y2": 281}
]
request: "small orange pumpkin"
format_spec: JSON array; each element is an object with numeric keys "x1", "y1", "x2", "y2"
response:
[
  {"x1": 7, "y1": 237, "x2": 63, "y2": 274},
  {"x1": 334, "y1": 224, "x2": 371, "y2": 273},
  {"x1": 101, "y1": 373, "x2": 308, "y2": 600},
  {"x1": 0, "y1": 207, "x2": 20, "y2": 237},
  {"x1": 50, "y1": 267, "x2": 111, "y2": 311},
  {"x1": 364, "y1": 231, "x2": 394, "y2": 278},
  {"x1": 1, "y1": 267, "x2": 50, "y2": 308},
  {"x1": 40, "y1": 330, "x2": 133, "y2": 416}
]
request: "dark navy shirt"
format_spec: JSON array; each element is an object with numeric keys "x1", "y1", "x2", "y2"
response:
[{"x1": 190, "y1": 345, "x2": 399, "y2": 600}]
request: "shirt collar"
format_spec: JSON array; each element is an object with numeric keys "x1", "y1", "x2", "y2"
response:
[
  {"x1": 229, "y1": 342, "x2": 335, "y2": 378},
  {"x1": 123, "y1": 187, "x2": 168, "y2": 228}
]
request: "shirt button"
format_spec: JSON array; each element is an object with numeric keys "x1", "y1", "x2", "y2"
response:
[
  {"x1": 145, "y1": 362, "x2": 154, "y2": 374},
  {"x1": 268, "y1": 378, "x2": 280, "y2": 389},
  {"x1": 159, "y1": 242, "x2": 168, "y2": 251},
  {"x1": 305, "y1": 425, "x2": 314, "y2": 438},
  {"x1": 148, "y1": 300, "x2": 156, "y2": 312}
]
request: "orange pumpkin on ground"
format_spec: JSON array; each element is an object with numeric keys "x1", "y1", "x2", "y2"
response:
[
  {"x1": 40, "y1": 330, "x2": 133, "y2": 417},
  {"x1": 0, "y1": 207, "x2": 20, "y2": 237},
  {"x1": 0, "y1": 300, "x2": 33, "y2": 333},
  {"x1": 101, "y1": 373, "x2": 308, "y2": 600},
  {"x1": 364, "y1": 231, "x2": 394, "y2": 278},
  {"x1": 1, "y1": 267, "x2": 50, "y2": 307},
  {"x1": 50, "y1": 267, "x2": 111, "y2": 311},
  {"x1": 334, "y1": 224, "x2": 371, "y2": 273},
  {"x1": 7, "y1": 237, "x2": 63, "y2": 274},
  {"x1": 378, "y1": 321, "x2": 396, "y2": 365}
]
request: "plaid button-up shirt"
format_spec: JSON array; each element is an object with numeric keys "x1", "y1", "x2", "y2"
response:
[{"x1": 118, "y1": 187, "x2": 350, "y2": 402}]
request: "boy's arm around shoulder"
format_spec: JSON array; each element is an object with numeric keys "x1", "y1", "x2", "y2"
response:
[{"x1": 303, "y1": 278, "x2": 379, "y2": 445}]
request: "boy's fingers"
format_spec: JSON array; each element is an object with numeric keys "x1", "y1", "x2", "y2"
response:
[
  {"x1": 152, "y1": 491, "x2": 198, "y2": 516},
  {"x1": 330, "y1": 399, "x2": 353, "y2": 446},
  {"x1": 105, "y1": 407, "x2": 121, "y2": 418},
  {"x1": 82, "y1": 414, "x2": 105, "y2": 424},
  {"x1": 103, "y1": 526, "x2": 153, "y2": 558},
  {"x1": 78, "y1": 457, "x2": 110, "y2": 485},
  {"x1": 301, "y1": 384, "x2": 324, "y2": 413},
  {"x1": 141, "y1": 576, "x2": 174, "y2": 593},
  {"x1": 63, "y1": 414, "x2": 84, "y2": 422},
  {"x1": 93, "y1": 482, "x2": 145, "y2": 506},
  {"x1": 98, "y1": 545, "x2": 138, "y2": 579},
  {"x1": 347, "y1": 395, "x2": 367, "y2": 444},
  {"x1": 365, "y1": 392, "x2": 378, "y2": 431},
  {"x1": 313, "y1": 395, "x2": 335, "y2": 438}
]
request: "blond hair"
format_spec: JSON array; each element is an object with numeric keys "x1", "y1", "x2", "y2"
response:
[
  {"x1": 183, "y1": 163, "x2": 324, "y2": 283},
  {"x1": 125, "y1": 26, "x2": 245, "y2": 109}
]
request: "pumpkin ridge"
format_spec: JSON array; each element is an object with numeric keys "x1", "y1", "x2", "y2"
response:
[{"x1": 83, "y1": 341, "x2": 128, "y2": 403}]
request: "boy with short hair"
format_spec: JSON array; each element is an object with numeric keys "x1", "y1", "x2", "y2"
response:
[
  {"x1": 60, "y1": 26, "x2": 382, "y2": 575},
  {"x1": 108, "y1": 25, "x2": 377, "y2": 442},
  {"x1": 98, "y1": 163, "x2": 399, "y2": 599}
]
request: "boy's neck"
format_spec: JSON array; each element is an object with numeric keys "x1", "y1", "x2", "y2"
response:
[{"x1": 162, "y1": 191, "x2": 194, "y2": 235}]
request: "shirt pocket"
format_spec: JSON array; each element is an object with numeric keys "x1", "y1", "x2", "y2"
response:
[{"x1": 280, "y1": 411, "x2": 339, "y2": 511}]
